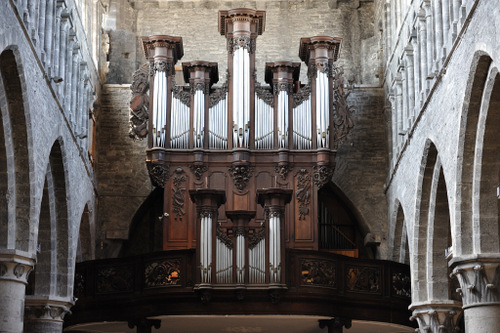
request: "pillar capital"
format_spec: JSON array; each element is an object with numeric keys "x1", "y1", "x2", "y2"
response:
[
  {"x1": 256, "y1": 188, "x2": 293, "y2": 212},
  {"x1": 24, "y1": 296, "x2": 74, "y2": 323},
  {"x1": 189, "y1": 189, "x2": 226, "y2": 217},
  {"x1": 182, "y1": 61, "x2": 219, "y2": 93},
  {"x1": 450, "y1": 256, "x2": 500, "y2": 309},
  {"x1": 299, "y1": 36, "x2": 342, "y2": 75},
  {"x1": 409, "y1": 301, "x2": 463, "y2": 333},
  {"x1": 0, "y1": 250, "x2": 35, "y2": 284},
  {"x1": 265, "y1": 61, "x2": 301, "y2": 94},
  {"x1": 141, "y1": 35, "x2": 184, "y2": 74}
]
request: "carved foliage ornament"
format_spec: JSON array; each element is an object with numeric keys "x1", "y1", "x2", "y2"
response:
[
  {"x1": 296, "y1": 169, "x2": 311, "y2": 220},
  {"x1": 392, "y1": 271, "x2": 411, "y2": 298},
  {"x1": 313, "y1": 164, "x2": 334, "y2": 188},
  {"x1": 172, "y1": 168, "x2": 186, "y2": 221},
  {"x1": 410, "y1": 307, "x2": 462, "y2": 333},
  {"x1": 171, "y1": 77, "x2": 191, "y2": 107},
  {"x1": 147, "y1": 162, "x2": 170, "y2": 188},
  {"x1": 150, "y1": 60, "x2": 174, "y2": 76},
  {"x1": 451, "y1": 262, "x2": 500, "y2": 307},
  {"x1": 228, "y1": 164, "x2": 254, "y2": 192},
  {"x1": 217, "y1": 225, "x2": 233, "y2": 249},
  {"x1": 228, "y1": 36, "x2": 256, "y2": 54},
  {"x1": 248, "y1": 226, "x2": 265, "y2": 249},
  {"x1": 129, "y1": 63, "x2": 150, "y2": 140},
  {"x1": 346, "y1": 266, "x2": 381, "y2": 294},
  {"x1": 255, "y1": 81, "x2": 274, "y2": 107},
  {"x1": 332, "y1": 65, "x2": 355, "y2": 149},
  {"x1": 301, "y1": 259, "x2": 336, "y2": 287},
  {"x1": 209, "y1": 81, "x2": 229, "y2": 107},
  {"x1": 96, "y1": 265, "x2": 134, "y2": 293}
]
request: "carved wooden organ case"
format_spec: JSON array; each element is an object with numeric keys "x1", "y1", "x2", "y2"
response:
[{"x1": 129, "y1": 8, "x2": 354, "y2": 292}]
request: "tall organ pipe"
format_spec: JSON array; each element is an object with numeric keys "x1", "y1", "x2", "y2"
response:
[{"x1": 233, "y1": 47, "x2": 251, "y2": 148}]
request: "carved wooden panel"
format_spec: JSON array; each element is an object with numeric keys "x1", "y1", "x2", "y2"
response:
[{"x1": 293, "y1": 169, "x2": 314, "y2": 244}]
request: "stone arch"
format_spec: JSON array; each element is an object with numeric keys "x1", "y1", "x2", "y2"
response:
[
  {"x1": 391, "y1": 201, "x2": 409, "y2": 264},
  {"x1": 456, "y1": 52, "x2": 493, "y2": 256},
  {"x1": 471, "y1": 61, "x2": 500, "y2": 254},
  {"x1": 28, "y1": 139, "x2": 70, "y2": 297},
  {"x1": 412, "y1": 139, "x2": 438, "y2": 302},
  {"x1": 0, "y1": 48, "x2": 33, "y2": 252},
  {"x1": 426, "y1": 160, "x2": 453, "y2": 300},
  {"x1": 76, "y1": 204, "x2": 94, "y2": 262}
]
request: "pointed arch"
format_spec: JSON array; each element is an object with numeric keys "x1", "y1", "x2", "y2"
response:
[
  {"x1": 471, "y1": 62, "x2": 500, "y2": 254},
  {"x1": 391, "y1": 201, "x2": 409, "y2": 264},
  {"x1": 457, "y1": 53, "x2": 494, "y2": 256},
  {"x1": 76, "y1": 204, "x2": 94, "y2": 262},
  {"x1": 0, "y1": 48, "x2": 33, "y2": 251}
]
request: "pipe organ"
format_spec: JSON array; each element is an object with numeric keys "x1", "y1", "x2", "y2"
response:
[{"x1": 130, "y1": 8, "x2": 354, "y2": 298}]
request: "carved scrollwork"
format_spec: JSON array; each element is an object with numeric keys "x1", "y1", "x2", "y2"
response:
[
  {"x1": 171, "y1": 77, "x2": 191, "y2": 107},
  {"x1": 332, "y1": 65, "x2": 355, "y2": 149},
  {"x1": 209, "y1": 81, "x2": 229, "y2": 107},
  {"x1": 228, "y1": 164, "x2": 254, "y2": 192},
  {"x1": 248, "y1": 226, "x2": 266, "y2": 249},
  {"x1": 147, "y1": 162, "x2": 170, "y2": 188},
  {"x1": 274, "y1": 163, "x2": 293, "y2": 180},
  {"x1": 189, "y1": 163, "x2": 208, "y2": 181},
  {"x1": 313, "y1": 164, "x2": 334, "y2": 188},
  {"x1": 296, "y1": 169, "x2": 311, "y2": 220},
  {"x1": 346, "y1": 265, "x2": 381, "y2": 294},
  {"x1": 255, "y1": 81, "x2": 274, "y2": 107},
  {"x1": 129, "y1": 63, "x2": 150, "y2": 140},
  {"x1": 96, "y1": 265, "x2": 134, "y2": 293},
  {"x1": 228, "y1": 36, "x2": 256, "y2": 54},
  {"x1": 293, "y1": 82, "x2": 312, "y2": 108},
  {"x1": 301, "y1": 259, "x2": 336, "y2": 287},
  {"x1": 217, "y1": 225, "x2": 233, "y2": 249},
  {"x1": 144, "y1": 259, "x2": 181, "y2": 287},
  {"x1": 172, "y1": 168, "x2": 186, "y2": 221}
]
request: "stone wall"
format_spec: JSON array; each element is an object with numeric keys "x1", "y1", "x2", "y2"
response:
[{"x1": 106, "y1": 0, "x2": 379, "y2": 86}]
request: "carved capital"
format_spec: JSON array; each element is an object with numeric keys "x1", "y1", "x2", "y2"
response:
[
  {"x1": 147, "y1": 162, "x2": 170, "y2": 188},
  {"x1": 0, "y1": 252, "x2": 35, "y2": 284},
  {"x1": 151, "y1": 60, "x2": 173, "y2": 75},
  {"x1": 410, "y1": 302, "x2": 462, "y2": 333},
  {"x1": 25, "y1": 298, "x2": 74, "y2": 322},
  {"x1": 313, "y1": 164, "x2": 334, "y2": 188},
  {"x1": 451, "y1": 259, "x2": 500, "y2": 308},
  {"x1": 228, "y1": 36, "x2": 256, "y2": 54}
]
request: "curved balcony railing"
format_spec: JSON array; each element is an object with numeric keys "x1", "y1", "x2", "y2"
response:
[{"x1": 66, "y1": 249, "x2": 413, "y2": 328}]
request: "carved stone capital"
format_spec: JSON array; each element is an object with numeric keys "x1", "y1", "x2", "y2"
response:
[
  {"x1": 0, "y1": 251, "x2": 35, "y2": 284},
  {"x1": 25, "y1": 298, "x2": 74, "y2": 322},
  {"x1": 451, "y1": 259, "x2": 500, "y2": 308},
  {"x1": 410, "y1": 302, "x2": 463, "y2": 333}
]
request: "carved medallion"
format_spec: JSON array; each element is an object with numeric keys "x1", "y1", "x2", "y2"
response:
[
  {"x1": 172, "y1": 168, "x2": 186, "y2": 221},
  {"x1": 313, "y1": 164, "x2": 334, "y2": 188},
  {"x1": 228, "y1": 164, "x2": 254, "y2": 192},
  {"x1": 296, "y1": 169, "x2": 311, "y2": 220},
  {"x1": 147, "y1": 162, "x2": 170, "y2": 188},
  {"x1": 189, "y1": 163, "x2": 208, "y2": 181},
  {"x1": 275, "y1": 163, "x2": 294, "y2": 180}
]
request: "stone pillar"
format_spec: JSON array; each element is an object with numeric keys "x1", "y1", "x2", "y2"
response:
[
  {"x1": 0, "y1": 250, "x2": 35, "y2": 333},
  {"x1": 318, "y1": 317, "x2": 352, "y2": 333},
  {"x1": 451, "y1": 258, "x2": 500, "y2": 333},
  {"x1": 423, "y1": 0, "x2": 435, "y2": 80},
  {"x1": 24, "y1": 297, "x2": 72, "y2": 333},
  {"x1": 417, "y1": 8, "x2": 428, "y2": 97},
  {"x1": 410, "y1": 301, "x2": 462, "y2": 333}
]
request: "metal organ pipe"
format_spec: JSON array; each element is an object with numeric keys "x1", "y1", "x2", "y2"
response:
[
  {"x1": 209, "y1": 93, "x2": 228, "y2": 149},
  {"x1": 255, "y1": 95, "x2": 274, "y2": 149},
  {"x1": 316, "y1": 70, "x2": 329, "y2": 148},
  {"x1": 277, "y1": 90, "x2": 289, "y2": 149},
  {"x1": 293, "y1": 97, "x2": 312, "y2": 149},
  {"x1": 233, "y1": 47, "x2": 250, "y2": 148},
  {"x1": 193, "y1": 89, "x2": 204, "y2": 148}
]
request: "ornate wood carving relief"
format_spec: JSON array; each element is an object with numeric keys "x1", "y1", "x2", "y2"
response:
[
  {"x1": 275, "y1": 163, "x2": 294, "y2": 180},
  {"x1": 129, "y1": 63, "x2": 150, "y2": 140},
  {"x1": 172, "y1": 168, "x2": 187, "y2": 221},
  {"x1": 301, "y1": 259, "x2": 336, "y2": 287},
  {"x1": 144, "y1": 259, "x2": 181, "y2": 287},
  {"x1": 96, "y1": 265, "x2": 134, "y2": 293},
  {"x1": 346, "y1": 265, "x2": 381, "y2": 294},
  {"x1": 313, "y1": 164, "x2": 334, "y2": 188},
  {"x1": 392, "y1": 271, "x2": 411, "y2": 298},
  {"x1": 189, "y1": 163, "x2": 208, "y2": 181},
  {"x1": 147, "y1": 162, "x2": 170, "y2": 188},
  {"x1": 228, "y1": 164, "x2": 254, "y2": 192},
  {"x1": 217, "y1": 225, "x2": 233, "y2": 249},
  {"x1": 332, "y1": 65, "x2": 355, "y2": 148},
  {"x1": 295, "y1": 169, "x2": 311, "y2": 220}
]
